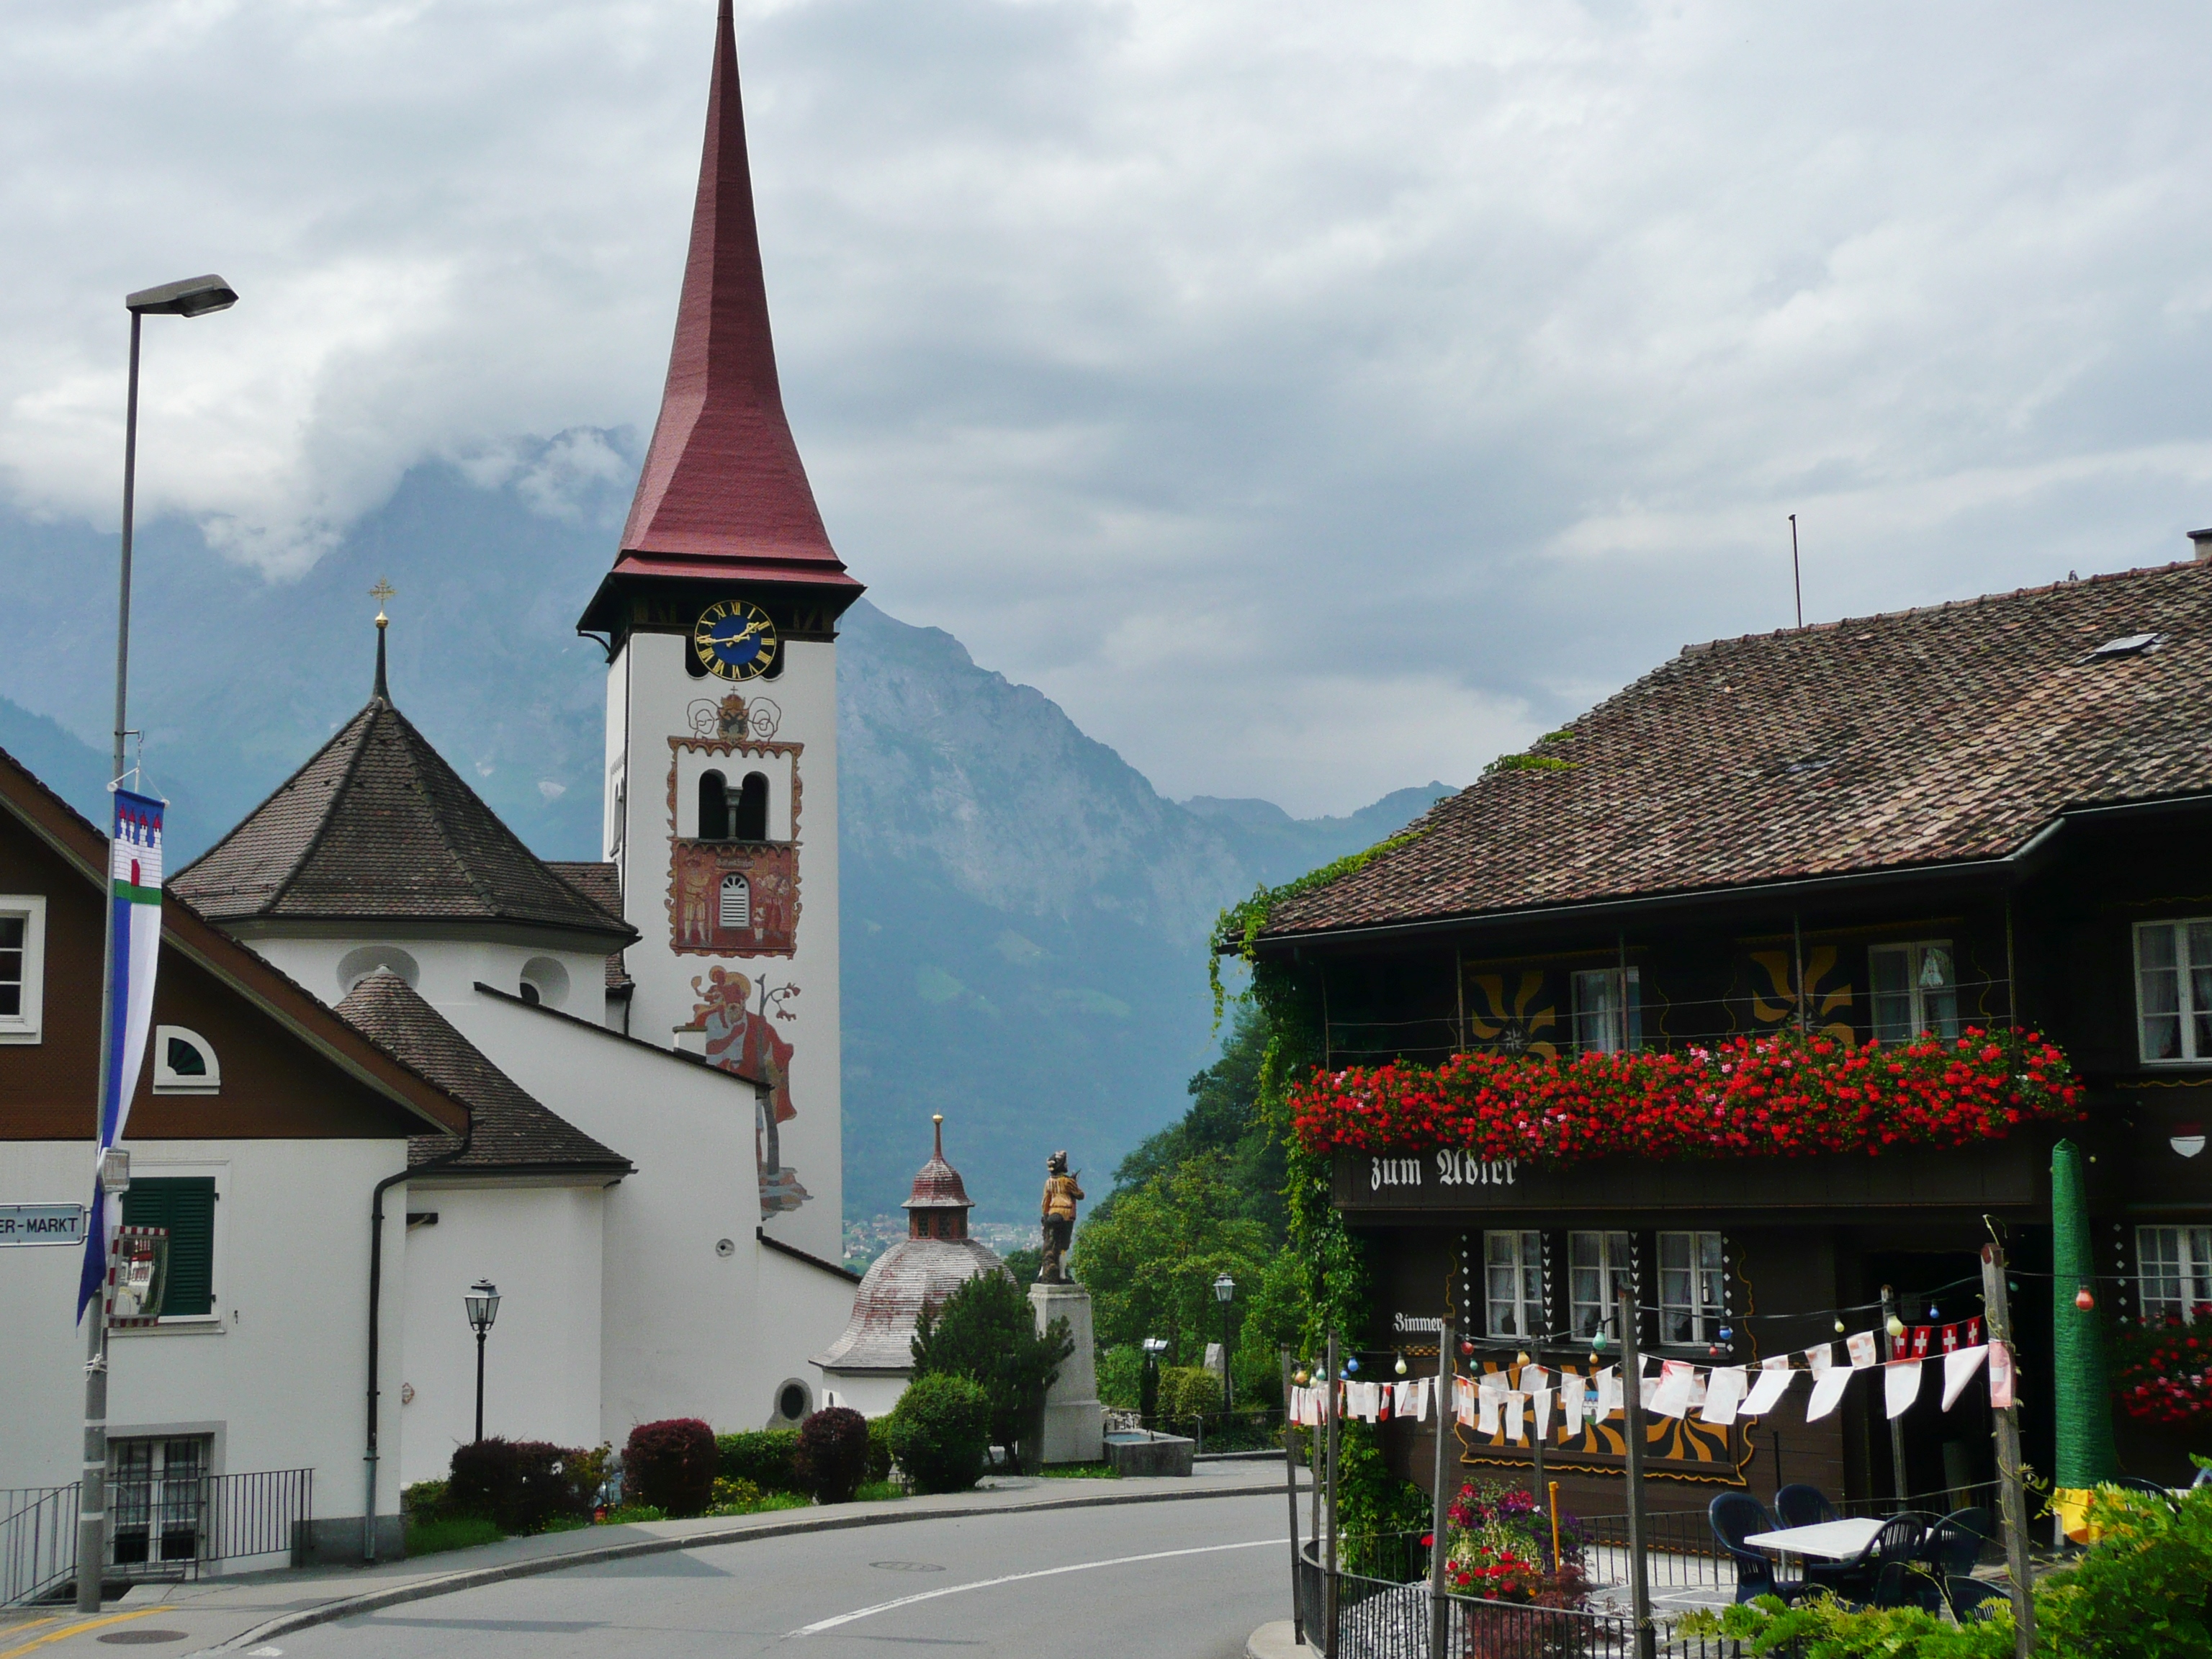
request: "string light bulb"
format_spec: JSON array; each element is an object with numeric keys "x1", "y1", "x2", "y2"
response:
[
  {"x1": 1833, "y1": 1318, "x2": 1847, "y2": 1335},
  {"x1": 1885, "y1": 1313, "x2": 1906, "y2": 1339},
  {"x1": 2074, "y1": 1286, "x2": 2095, "y2": 1312},
  {"x1": 1344, "y1": 1357, "x2": 1361, "y2": 1375},
  {"x1": 1395, "y1": 1353, "x2": 1408, "y2": 1377}
]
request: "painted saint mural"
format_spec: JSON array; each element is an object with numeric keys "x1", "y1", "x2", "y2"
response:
[{"x1": 690, "y1": 966, "x2": 809, "y2": 1215}]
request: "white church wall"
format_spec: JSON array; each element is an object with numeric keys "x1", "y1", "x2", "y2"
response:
[
  {"x1": 395, "y1": 1180, "x2": 606, "y2": 1483},
  {"x1": 755, "y1": 1244, "x2": 870, "y2": 1426},
  {"x1": 817, "y1": 1371, "x2": 908, "y2": 1420},
  {"x1": 241, "y1": 933, "x2": 610, "y2": 1024},
  {"x1": 449, "y1": 991, "x2": 836, "y2": 1440},
  {"x1": 615, "y1": 630, "x2": 842, "y2": 1264},
  {"x1": 0, "y1": 1137, "x2": 408, "y2": 1542}
]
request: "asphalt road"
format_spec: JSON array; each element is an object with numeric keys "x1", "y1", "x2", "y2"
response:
[{"x1": 263, "y1": 1493, "x2": 1295, "y2": 1659}]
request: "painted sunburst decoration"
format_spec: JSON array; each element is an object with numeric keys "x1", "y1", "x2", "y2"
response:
[{"x1": 1467, "y1": 970, "x2": 1558, "y2": 1061}]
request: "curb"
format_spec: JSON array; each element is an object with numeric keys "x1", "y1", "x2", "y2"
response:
[
  {"x1": 1246, "y1": 1619, "x2": 1318, "y2": 1659},
  {"x1": 197, "y1": 1476, "x2": 1306, "y2": 1655}
]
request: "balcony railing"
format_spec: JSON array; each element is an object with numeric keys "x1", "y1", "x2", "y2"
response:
[{"x1": 2, "y1": 1469, "x2": 313, "y2": 1606}]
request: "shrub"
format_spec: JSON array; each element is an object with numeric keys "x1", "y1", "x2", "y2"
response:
[
  {"x1": 405, "y1": 1514, "x2": 503, "y2": 1557},
  {"x1": 624, "y1": 1419, "x2": 717, "y2": 1519},
  {"x1": 1156, "y1": 1364, "x2": 1222, "y2": 1421},
  {"x1": 443, "y1": 1439, "x2": 594, "y2": 1535},
  {"x1": 910, "y1": 1270, "x2": 1074, "y2": 1470},
  {"x1": 707, "y1": 1476, "x2": 761, "y2": 1514},
  {"x1": 402, "y1": 1479, "x2": 448, "y2": 1523},
  {"x1": 796, "y1": 1406, "x2": 871, "y2": 1504},
  {"x1": 888, "y1": 1375, "x2": 992, "y2": 1493},
  {"x1": 716, "y1": 1428, "x2": 801, "y2": 1493},
  {"x1": 866, "y1": 1415, "x2": 894, "y2": 1485},
  {"x1": 1096, "y1": 1344, "x2": 1142, "y2": 1409}
]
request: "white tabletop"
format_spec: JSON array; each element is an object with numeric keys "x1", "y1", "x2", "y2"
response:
[{"x1": 1741, "y1": 1518, "x2": 1887, "y2": 1560}]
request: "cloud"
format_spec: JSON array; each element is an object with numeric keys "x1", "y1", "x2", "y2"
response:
[{"x1": 4, "y1": 0, "x2": 2211, "y2": 811}]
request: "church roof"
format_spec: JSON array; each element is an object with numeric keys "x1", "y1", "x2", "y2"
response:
[
  {"x1": 171, "y1": 693, "x2": 635, "y2": 947},
  {"x1": 545, "y1": 860, "x2": 635, "y2": 994},
  {"x1": 901, "y1": 1115, "x2": 975, "y2": 1212},
  {"x1": 587, "y1": 0, "x2": 860, "y2": 616},
  {"x1": 338, "y1": 970, "x2": 631, "y2": 1176}
]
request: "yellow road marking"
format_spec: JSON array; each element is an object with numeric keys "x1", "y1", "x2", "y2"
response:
[{"x1": 0, "y1": 1606, "x2": 163, "y2": 1659}]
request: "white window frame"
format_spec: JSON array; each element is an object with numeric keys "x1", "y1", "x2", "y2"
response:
[
  {"x1": 1571, "y1": 966, "x2": 1642, "y2": 1054},
  {"x1": 1568, "y1": 1231, "x2": 1634, "y2": 1340},
  {"x1": 0, "y1": 894, "x2": 48, "y2": 1044},
  {"x1": 1868, "y1": 940, "x2": 1961, "y2": 1043},
  {"x1": 2137, "y1": 1226, "x2": 2212, "y2": 1323},
  {"x1": 1483, "y1": 1230, "x2": 1543, "y2": 1339},
  {"x1": 2134, "y1": 920, "x2": 2212, "y2": 1065},
  {"x1": 152, "y1": 1026, "x2": 221, "y2": 1094},
  {"x1": 1658, "y1": 1231, "x2": 1726, "y2": 1346}
]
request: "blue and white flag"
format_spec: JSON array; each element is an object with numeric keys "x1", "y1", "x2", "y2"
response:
[{"x1": 76, "y1": 788, "x2": 164, "y2": 1321}]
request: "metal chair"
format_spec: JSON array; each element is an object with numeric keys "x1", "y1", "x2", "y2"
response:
[
  {"x1": 2111, "y1": 1475, "x2": 2179, "y2": 1508},
  {"x1": 1835, "y1": 1514, "x2": 1929, "y2": 1608},
  {"x1": 1773, "y1": 1483, "x2": 1840, "y2": 1528},
  {"x1": 1921, "y1": 1508, "x2": 1991, "y2": 1579},
  {"x1": 1709, "y1": 1492, "x2": 1807, "y2": 1605},
  {"x1": 1946, "y1": 1577, "x2": 2009, "y2": 1622}
]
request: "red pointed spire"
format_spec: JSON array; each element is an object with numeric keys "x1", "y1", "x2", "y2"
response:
[{"x1": 609, "y1": 0, "x2": 858, "y2": 593}]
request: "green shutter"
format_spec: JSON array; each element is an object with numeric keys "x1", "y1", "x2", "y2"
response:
[{"x1": 120, "y1": 1178, "x2": 216, "y2": 1318}]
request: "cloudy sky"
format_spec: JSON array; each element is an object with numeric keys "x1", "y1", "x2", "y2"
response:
[{"x1": 6, "y1": 0, "x2": 2211, "y2": 814}]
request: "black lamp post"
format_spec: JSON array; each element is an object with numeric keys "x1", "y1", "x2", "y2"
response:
[
  {"x1": 1213, "y1": 1272, "x2": 1236, "y2": 1416},
  {"x1": 464, "y1": 1280, "x2": 500, "y2": 1442}
]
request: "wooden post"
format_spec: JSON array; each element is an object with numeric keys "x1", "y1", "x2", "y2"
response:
[
  {"x1": 1324, "y1": 1328, "x2": 1341, "y2": 1659},
  {"x1": 1982, "y1": 1244, "x2": 2037, "y2": 1659},
  {"x1": 1282, "y1": 1347, "x2": 1304, "y2": 1645},
  {"x1": 1527, "y1": 1357, "x2": 1548, "y2": 1565},
  {"x1": 1618, "y1": 1285, "x2": 1656, "y2": 1659},
  {"x1": 1429, "y1": 1317, "x2": 1455, "y2": 1659},
  {"x1": 1881, "y1": 1285, "x2": 1910, "y2": 1512}
]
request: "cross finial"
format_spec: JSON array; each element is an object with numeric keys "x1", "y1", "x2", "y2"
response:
[
  {"x1": 369, "y1": 577, "x2": 397, "y2": 627},
  {"x1": 369, "y1": 579, "x2": 396, "y2": 701}
]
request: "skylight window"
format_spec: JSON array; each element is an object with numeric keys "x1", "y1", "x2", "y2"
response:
[{"x1": 2087, "y1": 632, "x2": 2164, "y2": 660}]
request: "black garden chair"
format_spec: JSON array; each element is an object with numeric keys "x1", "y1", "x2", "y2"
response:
[
  {"x1": 1921, "y1": 1508, "x2": 1992, "y2": 1580},
  {"x1": 1835, "y1": 1514, "x2": 1930, "y2": 1609},
  {"x1": 1709, "y1": 1492, "x2": 1807, "y2": 1605},
  {"x1": 1773, "y1": 1483, "x2": 1840, "y2": 1529},
  {"x1": 1946, "y1": 1576, "x2": 2010, "y2": 1622}
]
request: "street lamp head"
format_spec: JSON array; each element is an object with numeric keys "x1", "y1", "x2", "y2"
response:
[
  {"x1": 1213, "y1": 1272, "x2": 1236, "y2": 1304},
  {"x1": 464, "y1": 1279, "x2": 500, "y2": 1333},
  {"x1": 126, "y1": 274, "x2": 238, "y2": 318}
]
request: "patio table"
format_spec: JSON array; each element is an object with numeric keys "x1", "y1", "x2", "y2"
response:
[{"x1": 1741, "y1": 1518, "x2": 1887, "y2": 1560}]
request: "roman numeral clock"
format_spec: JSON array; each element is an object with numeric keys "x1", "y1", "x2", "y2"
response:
[{"x1": 693, "y1": 599, "x2": 779, "y2": 681}]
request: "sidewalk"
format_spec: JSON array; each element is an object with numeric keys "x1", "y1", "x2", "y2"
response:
[{"x1": 0, "y1": 1459, "x2": 1308, "y2": 1659}]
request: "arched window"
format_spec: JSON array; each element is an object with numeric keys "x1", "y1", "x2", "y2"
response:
[
  {"x1": 720, "y1": 873, "x2": 751, "y2": 930},
  {"x1": 697, "y1": 770, "x2": 729, "y2": 840},
  {"x1": 733, "y1": 772, "x2": 769, "y2": 842}
]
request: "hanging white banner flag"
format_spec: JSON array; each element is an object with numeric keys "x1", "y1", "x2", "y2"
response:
[
  {"x1": 1884, "y1": 1359, "x2": 1923, "y2": 1420},
  {"x1": 1742, "y1": 1356, "x2": 1795, "y2": 1416},
  {"x1": 1455, "y1": 1375, "x2": 1476, "y2": 1427},
  {"x1": 1846, "y1": 1331, "x2": 1880, "y2": 1369},
  {"x1": 1805, "y1": 1342, "x2": 1834, "y2": 1377},
  {"x1": 1525, "y1": 1368, "x2": 1551, "y2": 1439},
  {"x1": 1988, "y1": 1341, "x2": 2016, "y2": 1410},
  {"x1": 1505, "y1": 1392, "x2": 1527, "y2": 1442},
  {"x1": 1593, "y1": 1366, "x2": 1619, "y2": 1419},
  {"x1": 1477, "y1": 1385, "x2": 1500, "y2": 1436},
  {"x1": 1701, "y1": 1366, "x2": 1748, "y2": 1425},
  {"x1": 1560, "y1": 1373, "x2": 1587, "y2": 1437},
  {"x1": 1640, "y1": 1375, "x2": 1660, "y2": 1410},
  {"x1": 1941, "y1": 1344, "x2": 1990, "y2": 1411},
  {"x1": 1805, "y1": 1364, "x2": 1854, "y2": 1421},
  {"x1": 1409, "y1": 1377, "x2": 1429, "y2": 1422},
  {"x1": 1651, "y1": 1360, "x2": 1697, "y2": 1419}
]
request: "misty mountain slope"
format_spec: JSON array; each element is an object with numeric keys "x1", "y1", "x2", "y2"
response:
[{"x1": 0, "y1": 448, "x2": 1453, "y2": 1220}]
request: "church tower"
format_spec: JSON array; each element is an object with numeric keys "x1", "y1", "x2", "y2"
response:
[{"x1": 578, "y1": 0, "x2": 861, "y2": 1260}]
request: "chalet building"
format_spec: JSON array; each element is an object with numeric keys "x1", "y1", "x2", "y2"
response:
[
  {"x1": 1251, "y1": 554, "x2": 2212, "y2": 1512},
  {"x1": 0, "y1": 744, "x2": 471, "y2": 1568}
]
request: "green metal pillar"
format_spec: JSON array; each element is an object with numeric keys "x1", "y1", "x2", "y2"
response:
[{"x1": 2051, "y1": 1138, "x2": 2119, "y2": 1540}]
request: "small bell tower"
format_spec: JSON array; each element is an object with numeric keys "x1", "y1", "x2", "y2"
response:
[{"x1": 578, "y1": 0, "x2": 860, "y2": 1258}]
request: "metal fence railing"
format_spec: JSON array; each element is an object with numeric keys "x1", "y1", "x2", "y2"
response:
[
  {"x1": 1296, "y1": 1535, "x2": 1765, "y2": 1659},
  {"x1": 3, "y1": 1470, "x2": 313, "y2": 1606}
]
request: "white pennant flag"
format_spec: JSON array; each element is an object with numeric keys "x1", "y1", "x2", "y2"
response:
[
  {"x1": 1593, "y1": 1366, "x2": 1619, "y2": 1419},
  {"x1": 1701, "y1": 1365, "x2": 1748, "y2": 1425},
  {"x1": 1805, "y1": 1342, "x2": 1834, "y2": 1378},
  {"x1": 1988, "y1": 1341, "x2": 2016, "y2": 1410},
  {"x1": 1455, "y1": 1375, "x2": 1476, "y2": 1427},
  {"x1": 1640, "y1": 1375, "x2": 1661, "y2": 1410},
  {"x1": 1530, "y1": 1375, "x2": 1553, "y2": 1440},
  {"x1": 1941, "y1": 1345, "x2": 1989, "y2": 1411},
  {"x1": 1477, "y1": 1385, "x2": 1500, "y2": 1436},
  {"x1": 1806, "y1": 1366, "x2": 1854, "y2": 1421},
  {"x1": 1884, "y1": 1359, "x2": 1923, "y2": 1420},
  {"x1": 1846, "y1": 1331, "x2": 1880, "y2": 1369},
  {"x1": 1561, "y1": 1373, "x2": 1588, "y2": 1437},
  {"x1": 1742, "y1": 1356, "x2": 1794, "y2": 1416},
  {"x1": 1651, "y1": 1360, "x2": 1697, "y2": 1420},
  {"x1": 1505, "y1": 1392, "x2": 1527, "y2": 1442}
]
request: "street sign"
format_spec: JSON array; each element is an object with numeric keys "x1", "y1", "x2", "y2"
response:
[{"x1": 0, "y1": 1204, "x2": 88, "y2": 1246}]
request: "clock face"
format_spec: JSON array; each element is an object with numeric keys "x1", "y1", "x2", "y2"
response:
[{"x1": 693, "y1": 599, "x2": 778, "y2": 682}]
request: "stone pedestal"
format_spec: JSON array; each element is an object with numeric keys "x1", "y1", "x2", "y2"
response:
[{"x1": 1030, "y1": 1280, "x2": 1104, "y2": 1465}]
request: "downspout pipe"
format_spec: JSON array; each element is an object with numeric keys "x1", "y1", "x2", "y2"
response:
[{"x1": 365, "y1": 1132, "x2": 469, "y2": 1563}]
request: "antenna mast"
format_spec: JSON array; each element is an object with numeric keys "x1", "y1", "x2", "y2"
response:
[{"x1": 1789, "y1": 514, "x2": 1804, "y2": 629}]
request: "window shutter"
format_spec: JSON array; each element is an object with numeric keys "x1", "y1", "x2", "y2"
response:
[{"x1": 120, "y1": 1177, "x2": 216, "y2": 1317}]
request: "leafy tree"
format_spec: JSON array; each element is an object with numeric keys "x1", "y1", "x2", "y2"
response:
[
  {"x1": 910, "y1": 1270, "x2": 1073, "y2": 1468},
  {"x1": 1000, "y1": 1246, "x2": 1042, "y2": 1289},
  {"x1": 1069, "y1": 1154, "x2": 1272, "y2": 1364}
]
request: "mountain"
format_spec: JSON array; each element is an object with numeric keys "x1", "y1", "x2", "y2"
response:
[{"x1": 0, "y1": 444, "x2": 1452, "y2": 1220}]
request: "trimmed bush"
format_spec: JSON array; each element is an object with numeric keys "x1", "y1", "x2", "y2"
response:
[
  {"x1": 1156, "y1": 1365, "x2": 1222, "y2": 1422},
  {"x1": 888, "y1": 1375, "x2": 992, "y2": 1494},
  {"x1": 866, "y1": 1415, "x2": 894, "y2": 1485},
  {"x1": 443, "y1": 1440, "x2": 593, "y2": 1535},
  {"x1": 624, "y1": 1419, "x2": 717, "y2": 1519},
  {"x1": 796, "y1": 1407, "x2": 870, "y2": 1504},
  {"x1": 716, "y1": 1427, "x2": 801, "y2": 1493}
]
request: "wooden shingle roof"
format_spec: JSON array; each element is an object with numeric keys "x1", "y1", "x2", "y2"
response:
[
  {"x1": 171, "y1": 697, "x2": 634, "y2": 946},
  {"x1": 1263, "y1": 559, "x2": 2212, "y2": 940}
]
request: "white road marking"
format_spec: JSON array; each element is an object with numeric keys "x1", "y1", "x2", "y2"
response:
[{"x1": 788, "y1": 1539, "x2": 1280, "y2": 1637}]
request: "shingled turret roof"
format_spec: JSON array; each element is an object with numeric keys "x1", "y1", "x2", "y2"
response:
[
  {"x1": 1260, "y1": 558, "x2": 2212, "y2": 942},
  {"x1": 172, "y1": 691, "x2": 635, "y2": 947},
  {"x1": 337, "y1": 970, "x2": 631, "y2": 1176},
  {"x1": 577, "y1": 0, "x2": 860, "y2": 637}
]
